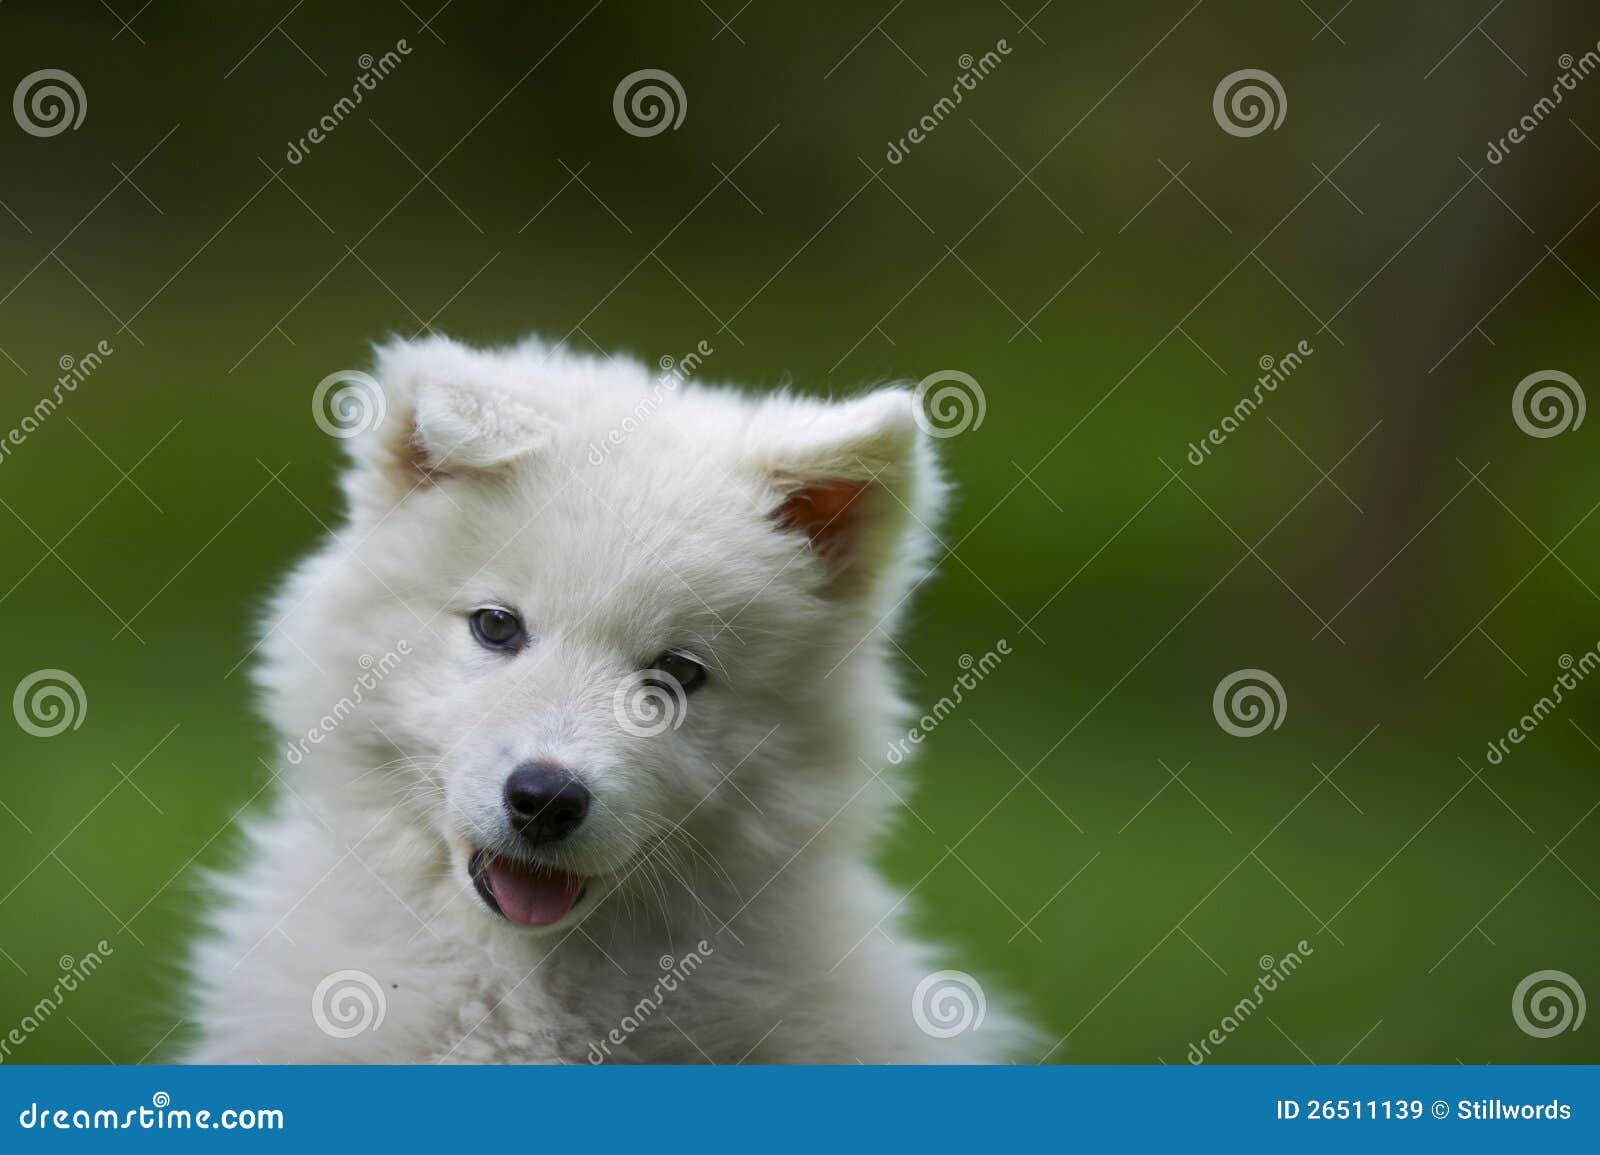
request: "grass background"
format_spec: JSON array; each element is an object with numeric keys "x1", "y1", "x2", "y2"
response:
[{"x1": 0, "y1": 0, "x2": 1597, "y2": 1062}]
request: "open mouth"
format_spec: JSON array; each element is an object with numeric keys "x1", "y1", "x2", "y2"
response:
[{"x1": 468, "y1": 848, "x2": 589, "y2": 928}]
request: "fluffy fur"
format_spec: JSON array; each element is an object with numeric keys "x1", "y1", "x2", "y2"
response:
[{"x1": 184, "y1": 334, "x2": 1033, "y2": 1063}]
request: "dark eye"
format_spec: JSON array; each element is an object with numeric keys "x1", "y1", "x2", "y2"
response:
[
  {"x1": 470, "y1": 607, "x2": 525, "y2": 651},
  {"x1": 650, "y1": 650, "x2": 707, "y2": 693}
]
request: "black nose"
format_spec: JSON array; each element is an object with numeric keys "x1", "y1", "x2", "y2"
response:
[{"x1": 503, "y1": 762, "x2": 590, "y2": 845}]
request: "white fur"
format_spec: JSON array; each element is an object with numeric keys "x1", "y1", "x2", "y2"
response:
[{"x1": 184, "y1": 334, "x2": 1035, "y2": 1063}]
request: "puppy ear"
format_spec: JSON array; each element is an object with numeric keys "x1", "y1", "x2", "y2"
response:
[
  {"x1": 410, "y1": 380, "x2": 553, "y2": 471},
  {"x1": 340, "y1": 337, "x2": 554, "y2": 509},
  {"x1": 750, "y1": 389, "x2": 944, "y2": 598}
]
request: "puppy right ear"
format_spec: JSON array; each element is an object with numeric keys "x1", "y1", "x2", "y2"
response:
[
  {"x1": 334, "y1": 336, "x2": 554, "y2": 513},
  {"x1": 747, "y1": 388, "x2": 947, "y2": 604}
]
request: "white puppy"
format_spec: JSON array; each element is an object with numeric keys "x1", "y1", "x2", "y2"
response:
[{"x1": 185, "y1": 335, "x2": 1033, "y2": 1063}]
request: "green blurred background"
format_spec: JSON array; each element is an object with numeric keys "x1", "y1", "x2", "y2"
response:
[{"x1": 1, "y1": 1, "x2": 1597, "y2": 1063}]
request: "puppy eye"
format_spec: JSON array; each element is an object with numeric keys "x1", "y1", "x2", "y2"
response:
[
  {"x1": 470, "y1": 607, "x2": 525, "y2": 651},
  {"x1": 649, "y1": 650, "x2": 707, "y2": 693}
]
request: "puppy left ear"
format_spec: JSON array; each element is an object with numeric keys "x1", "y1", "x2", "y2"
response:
[
  {"x1": 340, "y1": 336, "x2": 555, "y2": 514},
  {"x1": 409, "y1": 378, "x2": 552, "y2": 472},
  {"x1": 750, "y1": 389, "x2": 943, "y2": 597}
]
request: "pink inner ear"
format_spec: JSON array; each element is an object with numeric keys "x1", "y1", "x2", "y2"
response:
[
  {"x1": 776, "y1": 480, "x2": 872, "y2": 556},
  {"x1": 396, "y1": 418, "x2": 449, "y2": 484}
]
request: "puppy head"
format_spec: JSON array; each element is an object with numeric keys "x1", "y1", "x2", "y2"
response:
[{"x1": 262, "y1": 335, "x2": 944, "y2": 933}]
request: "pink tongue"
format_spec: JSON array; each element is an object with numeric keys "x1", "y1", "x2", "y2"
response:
[{"x1": 487, "y1": 858, "x2": 584, "y2": 927}]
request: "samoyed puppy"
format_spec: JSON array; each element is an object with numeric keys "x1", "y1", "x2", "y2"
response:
[{"x1": 185, "y1": 334, "x2": 1032, "y2": 1063}]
